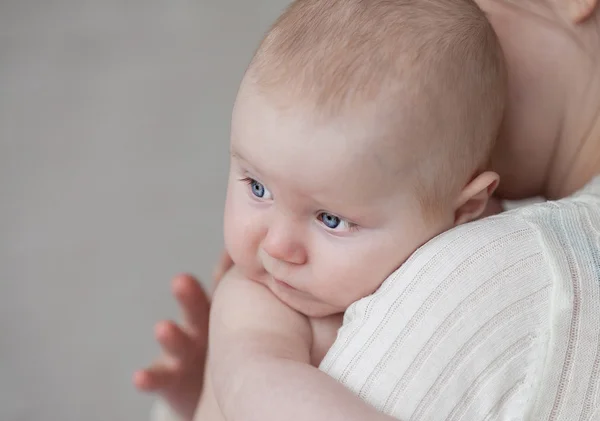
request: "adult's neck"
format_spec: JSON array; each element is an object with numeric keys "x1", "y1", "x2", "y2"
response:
[{"x1": 479, "y1": 0, "x2": 600, "y2": 199}]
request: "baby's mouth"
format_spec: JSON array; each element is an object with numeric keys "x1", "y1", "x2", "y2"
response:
[{"x1": 273, "y1": 277, "x2": 297, "y2": 291}]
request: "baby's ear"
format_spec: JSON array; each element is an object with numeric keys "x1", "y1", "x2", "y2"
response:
[
  {"x1": 453, "y1": 171, "x2": 500, "y2": 226},
  {"x1": 561, "y1": 0, "x2": 598, "y2": 23}
]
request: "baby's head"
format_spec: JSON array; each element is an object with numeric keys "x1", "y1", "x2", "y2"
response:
[{"x1": 224, "y1": 0, "x2": 506, "y2": 317}]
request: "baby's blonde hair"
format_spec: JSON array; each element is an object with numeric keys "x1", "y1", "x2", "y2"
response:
[{"x1": 247, "y1": 0, "x2": 506, "y2": 215}]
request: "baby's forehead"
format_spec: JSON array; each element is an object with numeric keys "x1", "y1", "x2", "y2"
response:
[{"x1": 232, "y1": 92, "x2": 419, "y2": 205}]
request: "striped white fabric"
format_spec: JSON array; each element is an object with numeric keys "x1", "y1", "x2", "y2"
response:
[{"x1": 320, "y1": 176, "x2": 600, "y2": 421}]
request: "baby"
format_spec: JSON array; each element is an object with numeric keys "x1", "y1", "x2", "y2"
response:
[{"x1": 135, "y1": 0, "x2": 507, "y2": 419}]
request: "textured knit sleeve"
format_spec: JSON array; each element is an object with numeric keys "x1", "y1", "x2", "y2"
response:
[
  {"x1": 320, "y1": 214, "x2": 554, "y2": 421},
  {"x1": 523, "y1": 196, "x2": 600, "y2": 421}
]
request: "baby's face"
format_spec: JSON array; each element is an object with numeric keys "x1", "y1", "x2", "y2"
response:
[{"x1": 223, "y1": 85, "x2": 451, "y2": 317}]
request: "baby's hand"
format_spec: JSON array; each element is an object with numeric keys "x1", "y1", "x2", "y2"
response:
[{"x1": 133, "y1": 274, "x2": 210, "y2": 421}]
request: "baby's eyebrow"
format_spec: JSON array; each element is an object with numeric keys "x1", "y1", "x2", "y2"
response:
[
  {"x1": 230, "y1": 149, "x2": 250, "y2": 165},
  {"x1": 230, "y1": 149, "x2": 265, "y2": 177},
  {"x1": 229, "y1": 148, "x2": 250, "y2": 164},
  {"x1": 230, "y1": 149, "x2": 249, "y2": 164}
]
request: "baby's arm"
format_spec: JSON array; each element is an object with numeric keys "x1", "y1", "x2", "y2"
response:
[
  {"x1": 208, "y1": 268, "x2": 394, "y2": 421},
  {"x1": 192, "y1": 357, "x2": 224, "y2": 421}
]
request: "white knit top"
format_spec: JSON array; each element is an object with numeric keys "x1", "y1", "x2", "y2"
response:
[{"x1": 320, "y1": 175, "x2": 600, "y2": 421}]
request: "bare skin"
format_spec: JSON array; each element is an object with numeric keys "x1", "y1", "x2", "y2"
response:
[
  {"x1": 133, "y1": 195, "x2": 503, "y2": 421},
  {"x1": 134, "y1": 0, "x2": 600, "y2": 419},
  {"x1": 133, "y1": 274, "x2": 209, "y2": 420}
]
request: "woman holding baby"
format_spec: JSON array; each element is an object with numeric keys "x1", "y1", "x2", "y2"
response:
[{"x1": 135, "y1": 0, "x2": 600, "y2": 420}]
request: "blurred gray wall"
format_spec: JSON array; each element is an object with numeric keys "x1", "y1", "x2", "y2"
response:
[{"x1": 0, "y1": 1, "x2": 289, "y2": 419}]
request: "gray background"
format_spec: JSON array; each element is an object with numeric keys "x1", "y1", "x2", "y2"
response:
[{"x1": 0, "y1": 1, "x2": 288, "y2": 420}]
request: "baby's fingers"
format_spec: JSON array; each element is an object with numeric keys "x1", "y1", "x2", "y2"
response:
[
  {"x1": 133, "y1": 364, "x2": 174, "y2": 392},
  {"x1": 156, "y1": 320, "x2": 196, "y2": 360},
  {"x1": 172, "y1": 274, "x2": 210, "y2": 336}
]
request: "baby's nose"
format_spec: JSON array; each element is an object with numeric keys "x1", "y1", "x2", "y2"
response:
[{"x1": 261, "y1": 216, "x2": 307, "y2": 265}]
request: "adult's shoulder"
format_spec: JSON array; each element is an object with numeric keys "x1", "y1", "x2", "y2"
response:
[
  {"x1": 372, "y1": 209, "x2": 549, "y2": 302},
  {"x1": 321, "y1": 194, "x2": 600, "y2": 420},
  {"x1": 320, "y1": 210, "x2": 555, "y2": 420}
]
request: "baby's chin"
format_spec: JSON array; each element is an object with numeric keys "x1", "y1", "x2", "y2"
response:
[
  {"x1": 283, "y1": 300, "x2": 340, "y2": 318},
  {"x1": 272, "y1": 287, "x2": 343, "y2": 318},
  {"x1": 234, "y1": 263, "x2": 344, "y2": 317},
  {"x1": 300, "y1": 305, "x2": 343, "y2": 318}
]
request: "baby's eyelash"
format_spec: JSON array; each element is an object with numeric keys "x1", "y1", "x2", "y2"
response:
[
  {"x1": 347, "y1": 222, "x2": 360, "y2": 232},
  {"x1": 318, "y1": 211, "x2": 360, "y2": 233},
  {"x1": 341, "y1": 219, "x2": 360, "y2": 233},
  {"x1": 239, "y1": 177, "x2": 360, "y2": 233},
  {"x1": 239, "y1": 176, "x2": 254, "y2": 185}
]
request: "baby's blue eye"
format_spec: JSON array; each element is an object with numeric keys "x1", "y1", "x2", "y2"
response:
[
  {"x1": 243, "y1": 177, "x2": 272, "y2": 199},
  {"x1": 250, "y1": 180, "x2": 266, "y2": 198},
  {"x1": 317, "y1": 212, "x2": 357, "y2": 232},
  {"x1": 320, "y1": 213, "x2": 341, "y2": 229}
]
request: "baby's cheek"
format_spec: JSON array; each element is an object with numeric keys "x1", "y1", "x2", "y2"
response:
[
  {"x1": 223, "y1": 200, "x2": 245, "y2": 263},
  {"x1": 315, "y1": 258, "x2": 363, "y2": 309},
  {"x1": 338, "y1": 255, "x2": 383, "y2": 304},
  {"x1": 224, "y1": 203, "x2": 264, "y2": 274}
]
